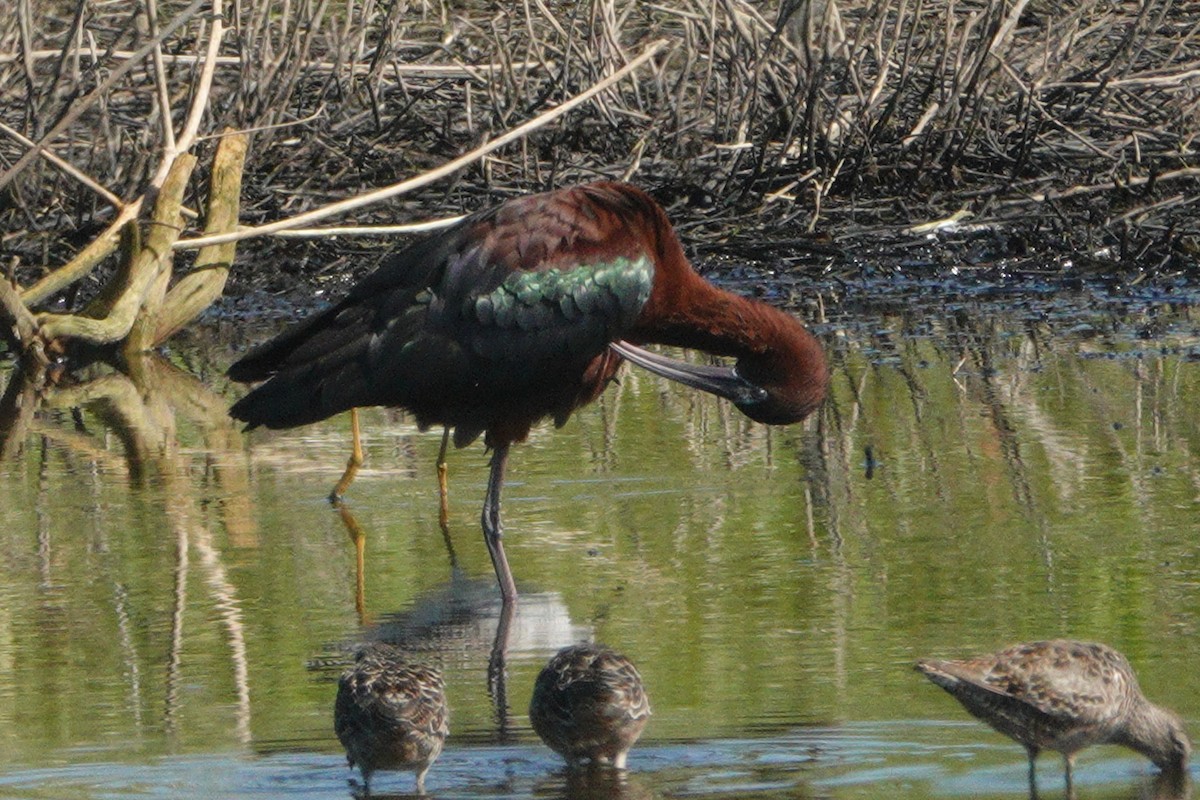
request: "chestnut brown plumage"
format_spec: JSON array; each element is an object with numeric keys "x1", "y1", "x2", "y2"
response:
[
  {"x1": 530, "y1": 644, "x2": 651, "y2": 769},
  {"x1": 917, "y1": 640, "x2": 1190, "y2": 793},
  {"x1": 334, "y1": 644, "x2": 449, "y2": 793},
  {"x1": 229, "y1": 182, "x2": 828, "y2": 600}
]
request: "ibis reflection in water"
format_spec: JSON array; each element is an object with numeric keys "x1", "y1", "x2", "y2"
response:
[
  {"x1": 228, "y1": 181, "x2": 828, "y2": 601},
  {"x1": 917, "y1": 639, "x2": 1191, "y2": 797},
  {"x1": 333, "y1": 501, "x2": 591, "y2": 740}
]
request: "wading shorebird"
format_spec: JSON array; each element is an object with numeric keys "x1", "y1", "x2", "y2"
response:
[
  {"x1": 334, "y1": 643, "x2": 449, "y2": 793},
  {"x1": 917, "y1": 639, "x2": 1190, "y2": 795},
  {"x1": 229, "y1": 181, "x2": 828, "y2": 601},
  {"x1": 529, "y1": 643, "x2": 650, "y2": 769}
]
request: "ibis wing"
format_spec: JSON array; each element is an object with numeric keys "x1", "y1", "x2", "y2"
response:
[
  {"x1": 228, "y1": 184, "x2": 658, "y2": 432},
  {"x1": 226, "y1": 213, "x2": 489, "y2": 429},
  {"x1": 227, "y1": 216, "x2": 484, "y2": 384},
  {"x1": 355, "y1": 245, "x2": 654, "y2": 440}
]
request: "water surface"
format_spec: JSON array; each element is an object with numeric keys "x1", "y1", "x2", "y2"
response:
[{"x1": 0, "y1": 285, "x2": 1197, "y2": 799}]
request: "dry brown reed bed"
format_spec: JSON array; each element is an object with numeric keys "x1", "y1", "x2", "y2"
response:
[{"x1": 2, "y1": 0, "x2": 1199, "y2": 315}]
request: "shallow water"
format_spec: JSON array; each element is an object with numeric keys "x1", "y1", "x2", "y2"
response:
[{"x1": 0, "y1": 285, "x2": 1198, "y2": 799}]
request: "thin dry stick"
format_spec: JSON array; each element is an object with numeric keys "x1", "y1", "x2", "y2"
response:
[
  {"x1": 144, "y1": 0, "x2": 177, "y2": 154},
  {"x1": 273, "y1": 216, "x2": 467, "y2": 238},
  {"x1": 0, "y1": 121, "x2": 123, "y2": 208},
  {"x1": 150, "y1": 0, "x2": 224, "y2": 190},
  {"x1": 0, "y1": 51, "x2": 551, "y2": 81},
  {"x1": 1022, "y1": 166, "x2": 1200, "y2": 202},
  {"x1": 987, "y1": 0, "x2": 1031, "y2": 58},
  {"x1": 174, "y1": 38, "x2": 670, "y2": 252},
  {"x1": 1043, "y1": 67, "x2": 1200, "y2": 90},
  {"x1": 0, "y1": 0, "x2": 206, "y2": 192}
]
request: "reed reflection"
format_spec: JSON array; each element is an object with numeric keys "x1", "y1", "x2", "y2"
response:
[{"x1": 0, "y1": 354, "x2": 256, "y2": 743}]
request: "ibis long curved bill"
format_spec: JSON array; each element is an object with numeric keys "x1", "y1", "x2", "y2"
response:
[{"x1": 610, "y1": 341, "x2": 767, "y2": 406}]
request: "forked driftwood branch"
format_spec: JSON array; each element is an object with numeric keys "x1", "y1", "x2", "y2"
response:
[
  {"x1": 0, "y1": 130, "x2": 248, "y2": 362},
  {"x1": 152, "y1": 134, "x2": 247, "y2": 345},
  {"x1": 34, "y1": 154, "x2": 196, "y2": 347},
  {"x1": 0, "y1": 0, "x2": 241, "y2": 362}
]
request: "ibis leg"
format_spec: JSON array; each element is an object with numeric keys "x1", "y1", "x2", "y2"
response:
[
  {"x1": 481, "y1": 443, "x2": 518, "y2": 602},
  {"x1": 330, "y1": 408, "x2": 364, "y2": 502},
  {"x1": 437, "y1": 426, "x2": 451, "y2": 531}
]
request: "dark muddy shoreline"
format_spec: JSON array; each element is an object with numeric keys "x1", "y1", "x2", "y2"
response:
[{"x1": 203, "y1": 213, "x2": 1200, "y2": 337}]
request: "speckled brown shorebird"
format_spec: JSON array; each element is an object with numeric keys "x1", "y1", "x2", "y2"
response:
[
  {"x1": 917, "y1": 640, "x2": 1190, "y2": 793},
  {"x1": 529, "y1": 643, "x2": 651, "y2": 769},
  {"x1": 334, "y1": 643, "x2": 449, "y2": 793}
]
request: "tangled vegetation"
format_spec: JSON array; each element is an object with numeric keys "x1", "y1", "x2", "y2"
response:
[{"x1": 0, "y1": 0, "x2": 1198, "y2": 338}]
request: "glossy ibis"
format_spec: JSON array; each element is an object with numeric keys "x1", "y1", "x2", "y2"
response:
[
  {"x1": 334, "y1": 643, "x2": 449, "y2": 793},
  {"x1": 530, "y1": 643, "x2": 650, "y2": 769},
  {"x1": 917, "y1": 640, "x2": 1190, "y2": 794},
  {"x1": 229, "y1": 181, "x2": 828, "y2": 601}
]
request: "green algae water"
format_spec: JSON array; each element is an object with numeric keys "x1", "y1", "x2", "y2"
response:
[{"x1": 0, "y1": 290, "x2": 1197, "y2": 799}]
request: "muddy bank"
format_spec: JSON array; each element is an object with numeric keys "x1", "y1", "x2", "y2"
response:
[{"x1": 206, "y1": 213, "x2": 1200, "y2": 331}]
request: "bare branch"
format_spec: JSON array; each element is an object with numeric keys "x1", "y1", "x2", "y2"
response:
[{"x1": 0, "y1": 121, "x2": 124, "y2": 208}]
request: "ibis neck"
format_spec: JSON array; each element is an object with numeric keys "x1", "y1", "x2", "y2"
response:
[
  {"x1": 618, "y1": 197, "x2": 828, "y2": 424},
  {"x1": 630, "y1": 266, "x2": 829, "y2": 424},
  {"x1": 632, "y1": 265, "x2": 818, "y2": 363}
]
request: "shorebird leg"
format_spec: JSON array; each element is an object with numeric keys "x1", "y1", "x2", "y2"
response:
[
  {"x1": 1026, "y1": 746, "x2": 1040, "y2": 800},
  {"x1": 330, "y1": 408, "x2": 365, "y2": 502},
  {"x1": 482, "y1": 443, "x2": 518, "y2": 602},
  {"x1": 415, "y1": 765, "x2": 427, "y2": 794},
  {"x1": 437, "y1": 426, "x2": 451, "y2": 531},
  {"x1": 1064, "y1": 753, "x2": 1076, "y2": 800}
]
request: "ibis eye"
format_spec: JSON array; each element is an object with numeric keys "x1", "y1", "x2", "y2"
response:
[{"x1": 731, "y1": 367, "x2": 770, "y2": 403}]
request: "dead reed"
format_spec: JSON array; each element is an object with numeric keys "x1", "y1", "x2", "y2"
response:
[{"x1": 1, "y1": 0, "x2": 1198, "y2": 307}]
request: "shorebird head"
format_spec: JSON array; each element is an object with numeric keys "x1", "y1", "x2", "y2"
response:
[{"x1": 1131, "y1": 705, "x2": 1191, "y2": 773}]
